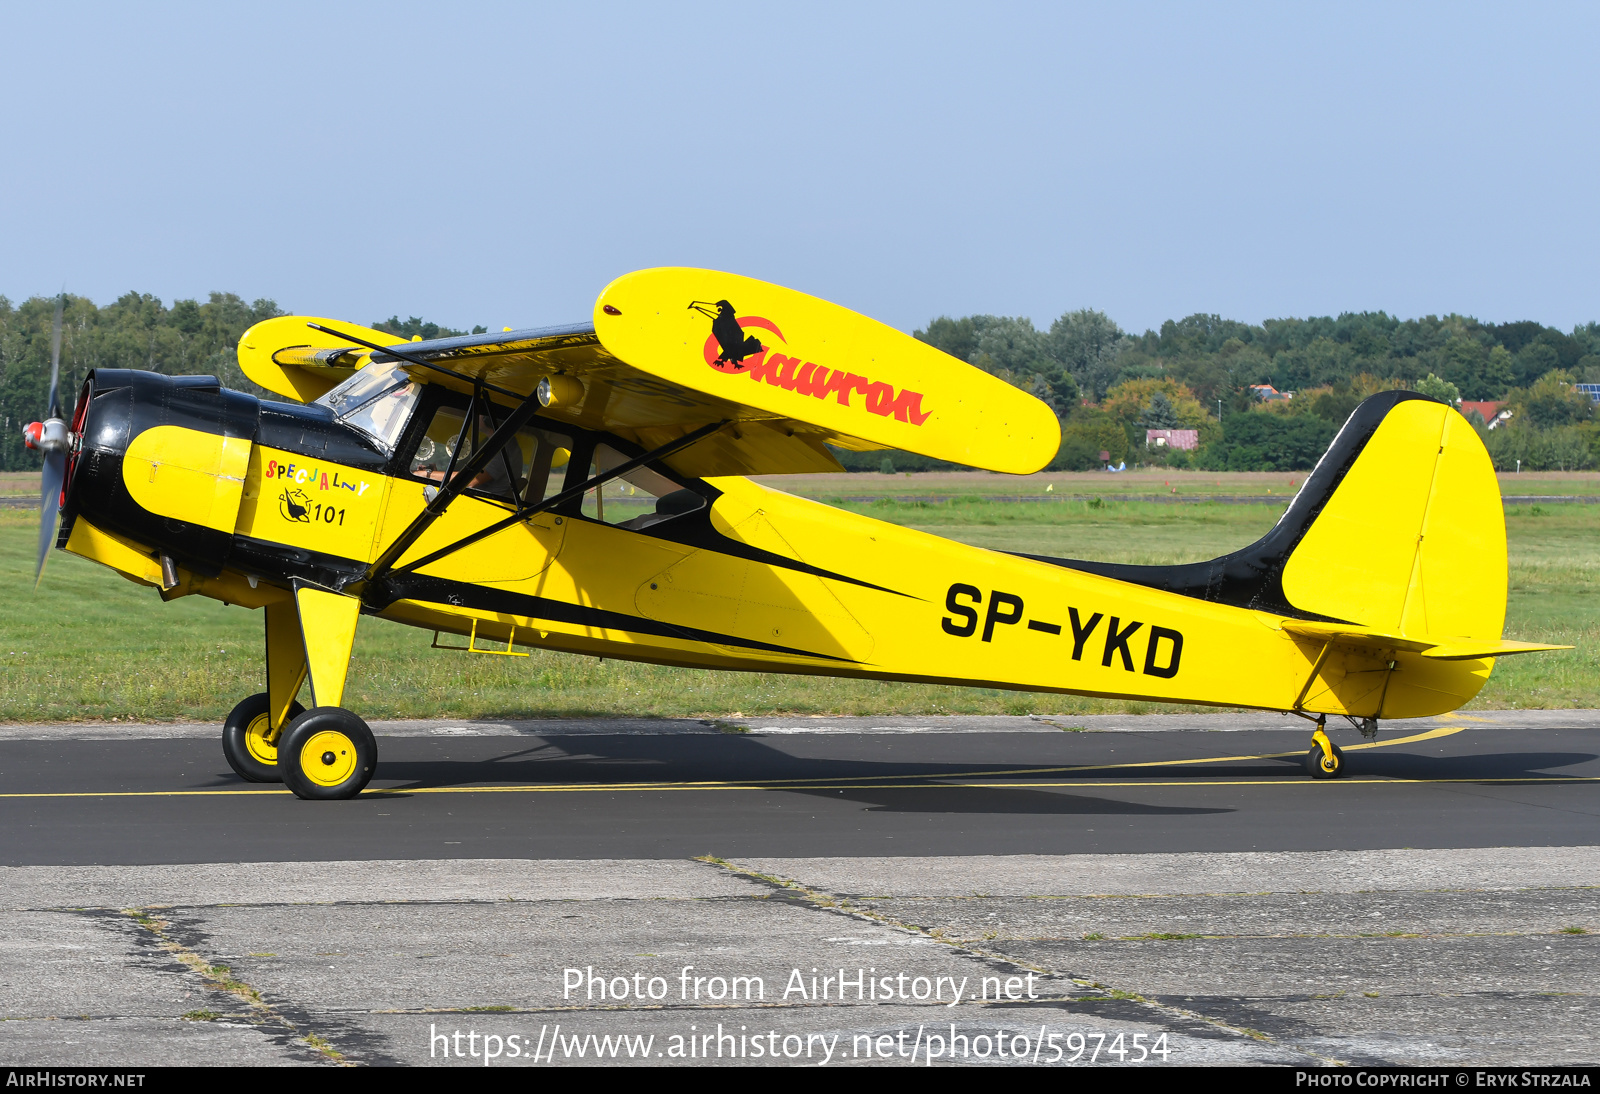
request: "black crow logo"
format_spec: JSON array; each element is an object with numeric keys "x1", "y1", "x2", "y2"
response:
[
  {"x1": 279, "y1": 486, "x2": 312, "y2": 523},
  {"x1": 688, "y1": 299, "x2": 764, "y2": 367}
]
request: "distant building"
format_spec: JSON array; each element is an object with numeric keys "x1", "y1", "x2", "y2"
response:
[
  {"x1": 1146, "y1": 429, "x2": 1199, "y2": 450},
  {"x1": 1249, "y1": 384, "x2": 1292, "y2": 402},
  {"x1": 1577, "y1": 384, "x2": 1600, "y2": 403},
  {"x1": 1459, "y1": 400, "x2": 1511, "y2": 429}
]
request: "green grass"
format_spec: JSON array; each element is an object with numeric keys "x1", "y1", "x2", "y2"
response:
[
  {"x1": 18, "y1": 467, "x2": 1600, "y2": 500},
  {"x1": 2, "y1": 492, "x2": 1593, "y2": 722},
  {"x1": 751, "y1": 468, "x2": 1600, "y2": 500}
]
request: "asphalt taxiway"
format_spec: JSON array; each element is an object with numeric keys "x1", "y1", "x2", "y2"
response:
[
  {"x1": 0, "y1": 713, "x2": 1594, "y2": 865},
  {"x1": 1, "y1": 711, "x2": 1595, "y2": 1067}
]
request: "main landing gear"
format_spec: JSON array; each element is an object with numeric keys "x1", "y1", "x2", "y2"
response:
[
  {"x1": 277, "y1": 707, "x2": 377, "y2": 800},
  {"x1": 222, "y1": 692, "x2": 304, "y2": 783},
  {"x1": 223, "y1": 695, "x2": 375, "y2": 798},
  {"x1": 222, "y1": 585, "x2": 377, "y2": 800}
]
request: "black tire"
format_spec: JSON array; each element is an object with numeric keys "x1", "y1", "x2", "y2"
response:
[
  {"x1": 222, "y1": 693, "x2": 305, "y2": 783},
  {"x1": 1305, "y1": 741, "x2": 1345, "y2": 779},
  {"x1": 279, "y1": 707, "x2": 377, "y2": 800}
]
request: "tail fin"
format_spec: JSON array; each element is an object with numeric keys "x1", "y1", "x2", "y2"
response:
[
  {"x1": 1029, "y1": 390, "x2": 1511, "y2": 638},
  {"x1": 1026, "y1": 391, "x2": 1571, "y2": 717},
  {"x1": 1278, "y1": 391, "x2": 1504, "y2": 638}
]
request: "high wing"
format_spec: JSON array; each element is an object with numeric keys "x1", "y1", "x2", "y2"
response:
[{"x1": 237, "y1": 268, "x2": 1061, "y2": 478}]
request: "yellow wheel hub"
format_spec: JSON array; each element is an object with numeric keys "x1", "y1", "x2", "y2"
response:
[
  {"x1": 299, "y1": 730, "x2": 358, "y2": 787},
  {"x1": 244, "y1": 713, "x2": 278, "y2": 765},
  {"x1": 1312, "y1": 728, "x2": 1339, "y2": 774}
]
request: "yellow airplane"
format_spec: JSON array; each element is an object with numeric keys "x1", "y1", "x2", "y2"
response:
[{"x1": 24, "y1": 268, "x2": 1568, "y2": 799}]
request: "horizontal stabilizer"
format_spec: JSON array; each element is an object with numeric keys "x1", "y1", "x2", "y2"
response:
[
  {"x1": 1420, "y1": 639, "x2": 1573, "y2": 661},
  {"x1": 1282, "y1": 621, "x2": 1570, "y2": 660}
]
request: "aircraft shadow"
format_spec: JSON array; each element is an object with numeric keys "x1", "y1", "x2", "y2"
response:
[
  {"x1": 362, "y1": 734, "x2": 1599, "y2": 791},
  {"x1": 207, "y1": 735, "x2": 1597, "y2": 819},
  {"x1": 361, "y1": 733, "x2": 1238, "y2": 816},
  {"x1": 1333, "y1": 750, "x2": 1597, "y2": 781}
]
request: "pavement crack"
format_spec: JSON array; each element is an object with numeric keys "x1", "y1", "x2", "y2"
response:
[
  {"x1": 697, "y1": 855, "x2": 1343, "y2": 1065},
  {"x1": 116, "y1": 907, "x2": 354, "y2": 1065}
]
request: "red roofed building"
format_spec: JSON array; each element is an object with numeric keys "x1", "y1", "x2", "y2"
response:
[
  {"x1": 1146, "y1": 429, "x2": 1199, "y2": 450},
  {"x1": 1459, "y1": 400, "x2": 1510, "y2": 428},
  {"x1": 1249, "y1": 384, "x2": 1292, "y2": 402}
]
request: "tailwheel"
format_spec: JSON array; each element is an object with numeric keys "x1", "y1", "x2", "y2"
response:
[
  {"x1": 222, "y1": 693, "x2": 305, "y2": 783},
  {"x1": 1304, "y1": 725, "x2": 1346, "y2": 779},
  {"x1": 279, "y1": 707, "x2": 378, "y2": 800}
]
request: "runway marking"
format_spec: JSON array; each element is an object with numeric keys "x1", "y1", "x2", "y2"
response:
[
  {"x1": 381, "y1": 775, "x2": 1600, "y2": 794},
  {"x1": 4, "y1": 773, "x2": 1594, "y2": 801},
  {"x1": 0, "y1": 727, "x2": 1592, "y2": 799}
]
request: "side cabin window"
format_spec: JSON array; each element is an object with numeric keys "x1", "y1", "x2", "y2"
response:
[
  {"x1": 316, "y1": 361, "x2": 421, "y2": 452},
  {"x1": 405, "y1": 394, "x2": 571, "y2": 506},
  {"x1": 576, "y1": 443, "x2": 707, "y2": 530},
  {"x1": 388, "y1": 386, "x2": 710, "y2": 527}
]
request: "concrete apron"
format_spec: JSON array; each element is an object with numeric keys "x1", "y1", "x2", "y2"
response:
[{"x1": 1, "y1": 848, "x2": 1595, "y2": 1067}]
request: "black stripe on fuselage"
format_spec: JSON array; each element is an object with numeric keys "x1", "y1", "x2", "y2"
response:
[
  {"x1": 370, "y1": 572, "x2": 860, "y2": 663},
  {"x1": 632, "y1": 505, "x2": 918, "y2": 600},
  {"x1": 1015, "y1": 390, "x2": 1437, "y2": 622}
]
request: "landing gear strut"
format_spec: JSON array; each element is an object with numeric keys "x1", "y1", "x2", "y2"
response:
[
  {"x1": 1304, "y1": 715, "x2": 1346, "y2": 779},
  {"x1": 224, "y1": 586, "x2": 376, "y2": 800}
]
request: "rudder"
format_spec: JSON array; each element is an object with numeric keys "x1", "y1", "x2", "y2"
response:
[
  {"x1": 1024, "y1": 390, "x2": 1506, "y2": 635},
  {"x1": 1280, "y1": 394, "x2": 1506, "y2": 641}
]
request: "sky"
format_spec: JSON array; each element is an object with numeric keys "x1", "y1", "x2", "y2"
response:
[{"x1": 2, "y1": 1, "x2": 1597, "y2": 336}]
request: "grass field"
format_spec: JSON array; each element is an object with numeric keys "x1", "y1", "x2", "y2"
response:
[
  {"x1": 1, "y1": 482, "x2": 1594, "y2": 722},
  {"x1": 750, "y1": 468, "x2": 1600, "y2": 499},
  {"x1": 10, "y1": 468, "x2": 1600, "y2": 500}
]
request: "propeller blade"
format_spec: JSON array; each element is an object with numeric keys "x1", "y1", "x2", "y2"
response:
[
  {"x1": 47, "y1": 294, "x2": 64, "y2": 420},
  {"x1": 35, "y1": 450, "x2": 65, "y2": 586}
]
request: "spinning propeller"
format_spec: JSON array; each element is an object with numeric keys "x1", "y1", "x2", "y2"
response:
[{"x1": 22, "y1": 295, "x2": 71, "y2": 584}]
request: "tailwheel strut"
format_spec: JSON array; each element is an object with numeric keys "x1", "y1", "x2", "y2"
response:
[{"x1": 1304, "y1": 715, "x2": 1345, "y2": 779}]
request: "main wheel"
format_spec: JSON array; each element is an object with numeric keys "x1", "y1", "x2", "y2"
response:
[
  {"x1": 1305, "y1": 741, "x2": 1346, "y2": 779},
  {"x1": 279, "y1": 707, "x2": 377, "y2": 800},
  {"x1": 222, "y1": 693, "x2": 305, "y2": 783}
]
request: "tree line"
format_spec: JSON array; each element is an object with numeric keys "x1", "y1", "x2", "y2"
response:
[
  {"x1": 0, "y1": 292, "x2": 481, "y2": 471},
  {"x1": 2, "y1": 290, "x2": 1596, "y2": 474},
  {"x1": 901, "y1": 308, "x2": 1600, "y2": 473}
]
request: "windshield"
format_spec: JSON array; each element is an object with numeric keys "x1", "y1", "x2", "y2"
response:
[{"x1": 315, "y1": 361, "x2": 421, "y2": 452}]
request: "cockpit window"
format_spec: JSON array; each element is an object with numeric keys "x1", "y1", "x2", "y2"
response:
[
  {"x1": 408, "y1": 400, "x2": 572, "y2": 505},
  {"x1": 315, "y1": 362, "x2": 420, "y2": 452},
  {"x1": 581, "y1": 444, "x2": 707, "y2": 529}
]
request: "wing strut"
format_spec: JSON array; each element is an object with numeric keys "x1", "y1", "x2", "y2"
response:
[{"x1": 377, "y1": 419, "x2": 729, "y2": 586}]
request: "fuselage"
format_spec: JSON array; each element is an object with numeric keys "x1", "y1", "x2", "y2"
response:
[{"x1": 57, "y1": 369, "x2": 1494, "y2": 720}]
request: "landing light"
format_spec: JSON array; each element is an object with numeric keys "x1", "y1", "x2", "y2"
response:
[{"x1": 537, "y1": 374, "x2": 584, "y2": 408}]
